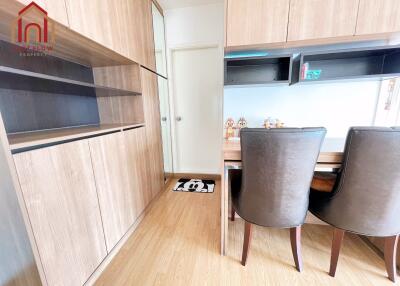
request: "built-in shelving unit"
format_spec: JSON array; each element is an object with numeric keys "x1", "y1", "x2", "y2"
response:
[
  {"x1": 0, "y1": 66, "x2": 141, "y2": 97},
  {"x1": 8, "y1": 123, "x2": 145, "y2": 152},
  {"x1": 224, "y1": 55, "x2": 299, "y2": 86},
  {"x1": 299, "y1": 46, "x2": 400, "y2": 83}
]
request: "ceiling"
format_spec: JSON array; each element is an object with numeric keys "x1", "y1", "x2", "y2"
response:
[{"x1": 157, "y1": 0, "x2": 223, "y2": 10}]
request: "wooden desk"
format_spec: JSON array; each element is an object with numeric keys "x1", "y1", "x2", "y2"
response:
[{"x1": 220, "y1": 140, "x2": 344, "y2": 255}]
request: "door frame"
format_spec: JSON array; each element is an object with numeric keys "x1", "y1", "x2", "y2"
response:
[{"x1": 168, "y1": 43, "x2": 224, "y2": 174}]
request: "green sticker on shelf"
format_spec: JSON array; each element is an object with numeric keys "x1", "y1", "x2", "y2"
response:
[{"x1": 306, "y1": 70, "x2": 322, "y2": 80}]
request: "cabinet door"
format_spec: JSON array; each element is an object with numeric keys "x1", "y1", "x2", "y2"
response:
[
  {"x1": 17, "y1": 0, "x2": 69, "y2": 26},
  {"x1": 13, "y1": 141, "x2": 107, "y2": 286},
  {"x1": 141, "y1": 68, "x2": 165, "y2": 199},
  {"x1": 226, "y1": 0, "x2": 290, "y2": 46},
  {"x1": 88, "y1": 132, "x2": 137, "y2": 251},
  {"x1": 356, "y1": 0, "x2": 400, "y2": 35},
  {"x1": 124, "y1": 127, "x2": 152, "y2": 214},
  {"x1": 64, "y1": 0, "x2": 113, "y2": 49},
  {"x1": 287, "y1": 0, "x2": 359, "y2": 41}
]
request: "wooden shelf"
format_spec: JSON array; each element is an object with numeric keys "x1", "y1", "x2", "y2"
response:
[
  {"x1": 0, "y1": 1, "x2": 135, "y2": 67},
  {"x1": 0, "y1": 66, "x2": 141, "y2": 97},
  {"x1": 299, "y1": 46, "x2": 400, "y2": 83},
  {"x1": 224, "y1": 55, "x2": 299, "y2": 86},
  {"x1": 8, "y1": 123, "x2": 145, "y2": 152}
]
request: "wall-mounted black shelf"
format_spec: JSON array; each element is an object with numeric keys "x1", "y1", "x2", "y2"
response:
[
  {"x1": 0, "y1": 66, "x2": 141, "y2": 97},
  {"x1": 224, "y1": 55, "x2": 299, "y2": 86},
  {"x1": 299, "y1": 46, "x2": 400, "y2": 83}
]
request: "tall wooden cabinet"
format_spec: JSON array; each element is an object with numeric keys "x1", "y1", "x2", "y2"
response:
[
  {"x1": 226, "y1": 0, "x2": 290, "y2": 47},
  {"x1": 356, "y1": 0, "x2": 400, "y2": 35},
  {"x1": 141, "y1": 68, "x2": 165, "y2": 199},
  {"x1": 14, "y1": 140, "x2": 107, "y2": 286},
  {"x1": 287, "y1": 0, "x2": 359, "y2": 41},
  {"x1": 88, "y1": 132, "x2": 137, "y2": 252}
]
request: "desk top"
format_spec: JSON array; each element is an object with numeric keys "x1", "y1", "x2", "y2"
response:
[{"x1": 223, "y1": 140, "x2": 343, "y2": 167}]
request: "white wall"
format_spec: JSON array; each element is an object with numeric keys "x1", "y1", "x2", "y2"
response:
[
  {"x1": 224, "y1": 81, "x2": 381, "y2": 150},
  {"x1": 164, "y1": 3, "x2": 224, "y2": 174}
]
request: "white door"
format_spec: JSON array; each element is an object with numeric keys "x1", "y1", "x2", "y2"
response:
[{"x1": 171, "y1": 46, "x2": 222, "y2": 174}]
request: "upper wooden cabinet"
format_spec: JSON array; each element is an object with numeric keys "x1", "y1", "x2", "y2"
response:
[
  {"x1": 226, "y1": 0, "x2": 290, "y2": 47},
  {"x1": 287, "y1": 0, "x2": 359, "y2": 41},
  {"x1": 17, "y1": 0, "x2": 69, "y2": 26},
  {"x1": 64, "y1": 0, "x2": 113, "y2": 49},
  {"x1": 64, "y1": 0, "x2": 156, "y2": 70},
  {"x1": 356, "y1": 0, "x2": 400, "y2": 35},
  {"x1": 13, "y1": 140, "x2": 107, "y2": 286}
]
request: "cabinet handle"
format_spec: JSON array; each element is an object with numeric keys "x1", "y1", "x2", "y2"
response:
[{"x1": 176, "y1": 116, "x2": 182, "y2": 122}]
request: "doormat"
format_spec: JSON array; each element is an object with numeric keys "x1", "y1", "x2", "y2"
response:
[{"x1": 173, "y1": 178, "x2": 215, "y2": 193}]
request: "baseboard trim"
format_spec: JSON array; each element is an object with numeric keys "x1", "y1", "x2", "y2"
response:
[
  {"x1": 173, "y1": 173, "x2": 221, "y2": 180},
  {"x1": 84, "y1": 187, "x2": 167, "y2": 285}
]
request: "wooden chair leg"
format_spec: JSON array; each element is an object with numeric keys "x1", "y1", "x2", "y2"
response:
[
  {"x1": 384, "y1": 235, "x2": 399, "y2": 283},
  {"x1": 241, "y1": 221, "x2": 253, "y2": 266},
  {"x1": 329, "y1": 228, "x2": 345, "y2": 277},
  {"x1": 231, "y1": 206, "x2": 235, "y2": 221},
  {"x1": 290, "y1": 226, "x2": 303, "y2": 272}
]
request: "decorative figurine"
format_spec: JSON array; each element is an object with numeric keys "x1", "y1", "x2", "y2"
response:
[
  {"x1": 236, "y1": 117, "x2": 248, "y2": 136},
  {"x1": 264, "y1": 118, "x2": 271, "y2": 129},
  {"x1": 276, "y1": 119, "x2": 285, "y2": 128},
  {"x1": 224, "y1": 118, "x2": 236, "y2": 139}
]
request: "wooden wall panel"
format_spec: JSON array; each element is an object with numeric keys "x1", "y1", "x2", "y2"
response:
[
  {"x1": 96, "y1": 96, "x2": 144, "y2": 125},
  {"x1": 88, "y1": 132, "x2": 137, "y2": 251},
  {"x1": 140, "y1": 68, "x2": 164, "y2": 199},
  {"x1": 356, "y1": 0, "x2": 400, "y2": 35},
  {"x1": 93, "y1": 64, "x2": 142, "y2": 93},
  {"x1": 287, "y1": 0, "x2": 359, "y2": 41},
  {"x1": 226, "y1": 0, "x2": 290, "y2": 46},
  {"x1": 13, "y1": 140, "x2": 107, "y2": 286}
]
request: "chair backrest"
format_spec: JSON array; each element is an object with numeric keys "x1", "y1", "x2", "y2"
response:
[
  {"x1": 322, "y1": 127, "x2": 400, "y2": 236},
  {"x1": 237, "y1": 128, "x2": 326, "y2": 227}
]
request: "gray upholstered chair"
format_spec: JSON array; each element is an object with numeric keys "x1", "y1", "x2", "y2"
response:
[
  {"x1": 230, "y1": 127, "x2": 326, "y2": 270},
  {"x1": 309, "y1": 127, "x2": 400, "y2": 282}
]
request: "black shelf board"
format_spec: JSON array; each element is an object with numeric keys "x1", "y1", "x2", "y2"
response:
[
  {"x1": 299, "y1": 45, "x2": 400, "y2": 83},
  {"x1": 0, "y1": 66, "x2": 141, "y2": 97},
  {"x1": 224, "y1": 54, "x2": 294, "y2": 86}
]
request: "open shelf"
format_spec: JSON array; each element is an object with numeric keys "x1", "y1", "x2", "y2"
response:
[
  {"x1": 0, "y1": 66, "x2": 141, "y2": 97},
  {"x1": 224, "y1": 55, "x2": 298, "y2": 86},
  {"x1": 8, "y1": 123, "x2": 145, "y2": 152},
  {"x1": 299, "y1": 46, "x2": 400, "y2": 83}
]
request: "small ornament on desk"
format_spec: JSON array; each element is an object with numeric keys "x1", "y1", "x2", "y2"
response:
[
  {"x1": 224, "y1": 118, "x2": 236, "y2": 139},
  {"x1": 276, "y1": 119, "x2": 285, "y2": 128},
  {"x1": 236, "y1": 117, "x2": 247, "y2": 136}
]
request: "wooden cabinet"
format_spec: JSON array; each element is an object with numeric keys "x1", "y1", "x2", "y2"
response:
[
  {"x1": 17, "y1": 0, "x2": 69, "y2": 26},
  {"x1": 141, "y1": 68, "x2": 164, "y2": 199},
  {"x1": 226, "y1": 0, "x2": 290, "y2": 47},
  {"x1": 287, "y1": 0, "x2": 359, "y2": 41},
  {"x1": 64, "y1": 0, "x2": 155, "y2": 70},
  {"x1": 13, "y1": 141, "x2": 107, "y2": 286},
  {"x1": 124, "y1": 127, "x2": 153, "y2": 214},
  {"x1": 88, "y1": 132, "x2": 137, "y2": 252},
  {"x1": 356, "y1": 0, "x2": 400, "y2": 35},
  {"x1": 64, "y1": 0, "x2": 113, "y2": 49}
]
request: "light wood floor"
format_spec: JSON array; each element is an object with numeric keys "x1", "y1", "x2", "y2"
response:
[{"x1": 95, "y1": 179, "x2": 399, "y2": 286}]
